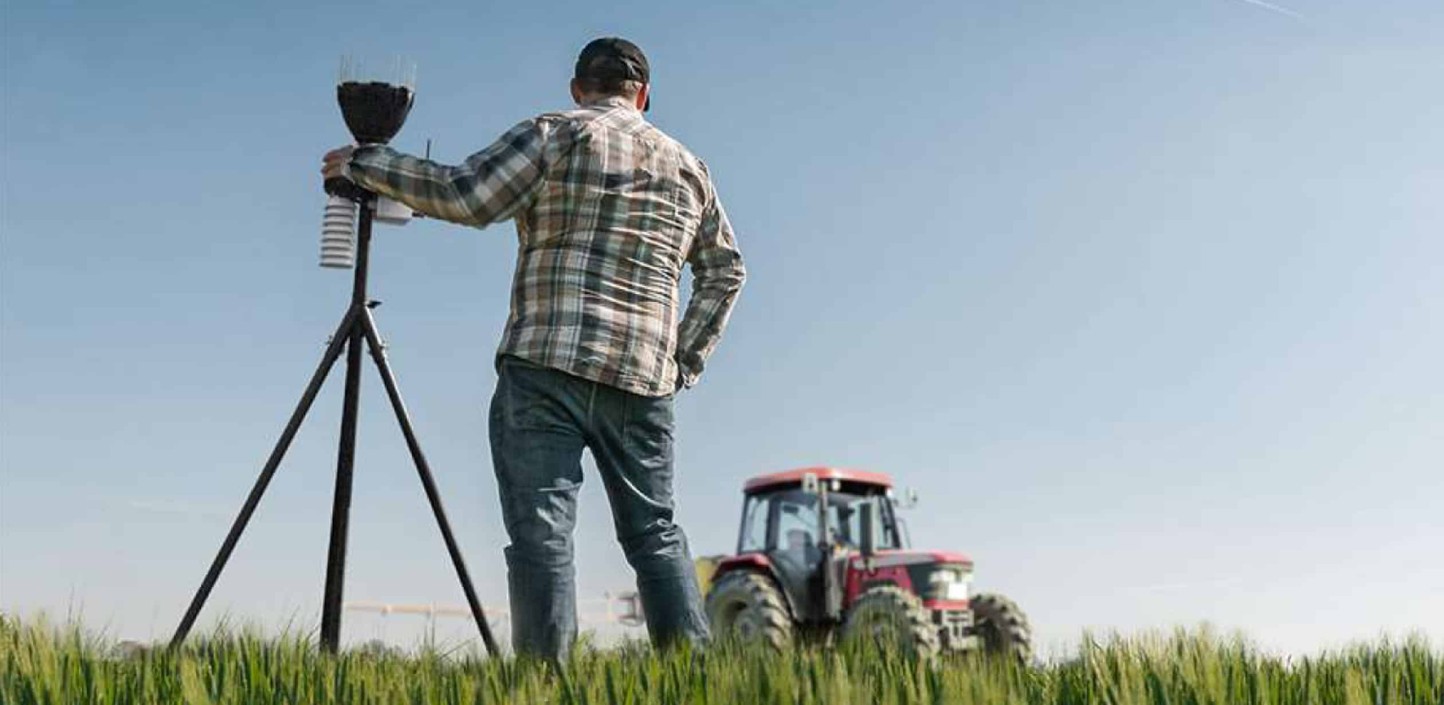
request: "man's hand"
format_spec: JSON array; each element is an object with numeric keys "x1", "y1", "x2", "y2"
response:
[{"x1": 320, "y1": 145, "x2": 355, "y2": 183}]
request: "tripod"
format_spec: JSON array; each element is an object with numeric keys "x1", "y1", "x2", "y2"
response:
[{"x1": 170, "y1": 193, "x2": 499, "y2": 655}]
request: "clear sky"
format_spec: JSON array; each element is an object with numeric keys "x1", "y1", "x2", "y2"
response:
[{"x1": 2, "y1": 0, "x2": 1440, "y2": 655}]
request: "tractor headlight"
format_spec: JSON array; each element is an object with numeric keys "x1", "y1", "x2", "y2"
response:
[
  {"x1": 946, "y1": 579, "x2": 971, "y2": 601},
  {"x1": 929, "y1": 568, "x2": 972, "y2": 601}
]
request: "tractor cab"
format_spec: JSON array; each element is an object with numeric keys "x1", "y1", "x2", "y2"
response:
[
  {"x1": 733, "y1": 468, "x2": 903, "y2": 622},
  {"x1": 703, "y1": 466, "x2": 1033, "y2": 657}
]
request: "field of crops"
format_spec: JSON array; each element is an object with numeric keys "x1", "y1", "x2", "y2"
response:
[{"x1": 2, "y1": 615, "x2": 1439, "y2": 705}]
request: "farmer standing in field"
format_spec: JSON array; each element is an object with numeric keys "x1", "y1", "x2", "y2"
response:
[{"x1": 320, "y1": 37, "x2": 745, "y2": 660}]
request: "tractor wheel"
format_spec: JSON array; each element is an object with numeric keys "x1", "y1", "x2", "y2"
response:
[
  {"x1": 969, "y1": 592, "x2": 1032, "y2": 661},
  {"x1": 704, "y1": 570, "x2": 793, "y2": 650},
  {"x1": 841, "y1": 585, "x2": 940, "y2": 658}
]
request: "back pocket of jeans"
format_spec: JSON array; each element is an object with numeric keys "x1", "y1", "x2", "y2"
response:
[
  {"x1": 622, "y1": 396, "x2": 674, "y2": 466},
  {"x1": 502, "y1": 361, "x2": 571, "y2": 432}
]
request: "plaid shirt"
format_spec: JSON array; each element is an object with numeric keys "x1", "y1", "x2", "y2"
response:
[{"x1": 348, "y1": 96, "x2": 745, "y2": 397}]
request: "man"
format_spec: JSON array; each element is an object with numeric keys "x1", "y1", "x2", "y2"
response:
[{"x1": 320, "y1": 37, "x2": 745, "y2": 660}]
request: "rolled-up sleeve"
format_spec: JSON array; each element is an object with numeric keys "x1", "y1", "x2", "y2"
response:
[{"x1": 348, "y1": 119, "x2": 553, "y2": 228}]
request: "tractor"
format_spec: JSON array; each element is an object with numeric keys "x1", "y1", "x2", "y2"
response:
[{"x1": 701, "y1": 467, "x2": 1031, "y2": 658}]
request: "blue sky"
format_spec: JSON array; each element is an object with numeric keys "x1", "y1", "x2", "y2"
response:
[{"x1": 2, "y1": 0, "x2": 1440, "y2": 654}]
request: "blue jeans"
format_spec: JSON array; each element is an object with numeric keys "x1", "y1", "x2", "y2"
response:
[{"x1": 488, "y1": 355, "x2": 710, "y2": 660}]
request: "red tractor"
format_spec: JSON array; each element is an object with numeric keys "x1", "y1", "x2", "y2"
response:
[{"x1": 702, "y1": 467, "x2": 1031, "y2": 658}]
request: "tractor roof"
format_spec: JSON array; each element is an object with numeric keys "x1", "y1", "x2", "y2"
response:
[{"x1": 743, "y1": 466, "x2": 894, "y2": 493}]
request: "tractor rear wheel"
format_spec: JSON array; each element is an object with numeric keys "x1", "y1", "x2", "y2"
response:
[
  {"x1": 841, "y1": 585, "x2": 940, "y2": 657},
  {"x1": 969, "y1": 592, "x2": 1032, "y2": 660},
  {"x1": 704, "y1": 570, "x2": 793, "y2": 650}
]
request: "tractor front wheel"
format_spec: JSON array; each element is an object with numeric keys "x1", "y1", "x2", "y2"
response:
[
  {"x1": 968, "y1": 592, "x2": 1032, "y2": 661},
  {"x1": 841, "y1": 585, "x2": 940, "y2": 657},
  {"x1": 704, "y1": 570, "x2": 793, "y2": 650}
]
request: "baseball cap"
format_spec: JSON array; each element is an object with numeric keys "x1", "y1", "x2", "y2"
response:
[{"x1": 574, "y1": 37, "x2": 651, "y2": 111}]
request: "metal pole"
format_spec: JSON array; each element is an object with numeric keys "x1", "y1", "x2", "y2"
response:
[
  {"x1": 818, "y1": 483, "x2": 837, "y2": 620},
  {"x1": 360, "y1": 309, "x2": 501, "y2": 656},
  {"x1": 169, "y1": 306, "x2": 357, "y2": 648},
  {"x1": 319, "y1": 196, "x2": 374, "y2": 652}
]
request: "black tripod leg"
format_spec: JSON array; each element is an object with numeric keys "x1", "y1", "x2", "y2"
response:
[
  {"x1": 360, "y1": 309, "x2": 502, "y2": 657},
  {"x1": 319, "y1": 316, "x2": 366, "y2": 652},
  {"x1": 170, "y1": 307, "x2": 359, "y2": 649}
]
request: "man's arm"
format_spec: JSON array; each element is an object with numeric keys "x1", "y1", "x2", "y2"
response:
[
  {"x1": 674, "y1": 188, "x2": 746, "y2": 389},
  {"x1": 346, "y1": 119, "x2": 554, "y2": 228}
]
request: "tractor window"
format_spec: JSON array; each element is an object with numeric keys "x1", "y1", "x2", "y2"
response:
[
  {"x1": 737, "y1": 495, "x2": 769, "y2": 553},
  {"x1": 827, "y1": 493, "x2": 901, "y2": 550},
  {"x1": 772, "y1": 492, "x2": 820, "y2": 556}
]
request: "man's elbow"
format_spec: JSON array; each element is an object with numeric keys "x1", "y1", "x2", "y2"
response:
[
  {"x1": 705, "y1": 265, "x2": 745, "y2": 298},
  {"x1": 725, "y1": 257, "x2": 747, "y2": 292},
  {"x1": 692, "y1": 251, "x2": 745, "y2": 294},
  {"x1": 433, "y1": 169, "x2": 500, "y2": 227},
  {"x1": 423, "y1": 202, "x2": 487, "y2": 228},
  {"x1": 435, "y1": 194, "x2": 497, "y2": 228}
]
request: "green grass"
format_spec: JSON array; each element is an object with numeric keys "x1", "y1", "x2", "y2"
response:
[{"x1": 2, "y1": 615, "x2": 1439, "y2": 704}]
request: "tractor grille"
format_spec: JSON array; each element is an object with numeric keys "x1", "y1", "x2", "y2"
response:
[
  {"x1": 934, "y1": 608, "x2": 973, "y2": 652},
  {"x1": 933, "y1": 608, "x2": 972, "y2": 630}
]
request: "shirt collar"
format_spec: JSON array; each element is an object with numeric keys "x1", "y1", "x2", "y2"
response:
[{"x1": 583, "y1": 95, "x2": 639, "y2": 111}]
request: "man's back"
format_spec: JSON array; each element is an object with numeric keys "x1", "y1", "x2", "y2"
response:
[
  {"x1": 348, "y1": 96, "x2": 744, "y2": 397},
  {"x1": 504, "y1": 96, "x2": 731, "y2": 396}
]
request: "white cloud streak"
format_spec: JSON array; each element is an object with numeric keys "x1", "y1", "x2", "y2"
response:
[{"x1": 1232, "y1": 0, "x2": 1305, "y2": 20}]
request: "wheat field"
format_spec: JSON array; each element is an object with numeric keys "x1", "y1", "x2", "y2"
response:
[{"x1": 1, "y1": 615, "x2": 1439, "y2": 704}]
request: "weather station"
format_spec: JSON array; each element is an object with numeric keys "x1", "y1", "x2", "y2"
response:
[{"x1": 168, "y1": 56, "x2": 500, "y2": 656}]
